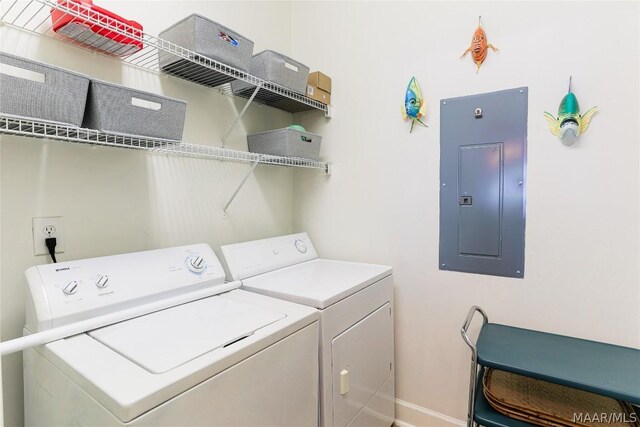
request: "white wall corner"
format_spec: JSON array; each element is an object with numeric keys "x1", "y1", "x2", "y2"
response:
[{"x1": 395, "y1": 398, "x2": 465, "y2": 427}]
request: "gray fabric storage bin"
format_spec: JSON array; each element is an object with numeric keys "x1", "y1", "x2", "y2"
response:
[
  {"x1": 83, "y1": 80, "x2": 187, "y2": 141},
  {"x1": 231, "y1": 50, "x2": 310, "y2": 95},
  {"x1": 254, "y1": 50, "x2": 310, "y2": 93},
  {"x1": 158, "y1": 14, "x2": 254, "y2": 87},
  {"x1": 0, "y1": 53, "x2": 90, "y2": 126},
  {"x1": 247, "y1": 128, "x2": 321, "y2": 161}
]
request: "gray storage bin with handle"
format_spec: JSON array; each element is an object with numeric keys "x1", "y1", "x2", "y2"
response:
[
  {"x1": 83, "y1": 80, "x2": 187, "y2": 142},
  {"x1": 247, "y1": 127, "x2": 322, "y2": 161},
  {"x1": 0, "y1": 52, "x2": 90, "y2": 126},
  {"x1": 158, "y1": 14, "x2": 254, "y2": 87},
  {"x1": 232, "y1": 50, "x2": 310, "y2": 95}
]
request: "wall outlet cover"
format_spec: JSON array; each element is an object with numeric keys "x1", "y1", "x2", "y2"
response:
[{"x1": 33, "y1": 217, "x2": 65, "y2": 256}]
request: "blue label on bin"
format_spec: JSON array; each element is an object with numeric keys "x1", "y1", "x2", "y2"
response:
[{"x1": 218, "y1": 31, "x2": 238, "y2": 47}]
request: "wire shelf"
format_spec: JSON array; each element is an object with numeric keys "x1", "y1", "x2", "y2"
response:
[
  {"x1": 0, "y1": 0, "x2": 329, "y2": 114},
  {"x1": 0, "y1": 116, "x2": 332, "y2": 173}
]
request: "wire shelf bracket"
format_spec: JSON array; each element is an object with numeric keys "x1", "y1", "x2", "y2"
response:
[
  {"x1": 221, "y1": 85, "x2": 261, "y2": 148},
  {"x1": 223, "y1": 159, "x2": 260, "y2": 214}
]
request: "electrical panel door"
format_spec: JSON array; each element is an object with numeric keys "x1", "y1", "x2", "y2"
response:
[{"x1": 439, "y1": 87, "x2": 527, "y2": 278}]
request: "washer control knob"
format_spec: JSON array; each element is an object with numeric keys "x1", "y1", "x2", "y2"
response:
[
  {"x1": 96, "y1": 275, "x2": 109, "y2": 288},
  {"x1": 188, "y1": 256, "x2": 206, "y2": 273},
  {"x1": 63, "y1": 281, "x2": 79, "y2": 295},
  {"x1": 294, "y1": 239, "x2": 307, "y2": 254}
]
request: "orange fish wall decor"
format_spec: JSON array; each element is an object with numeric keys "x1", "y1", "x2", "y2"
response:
[{"x1": 461, "y1": 16, "x2": 499, "y2": 73}]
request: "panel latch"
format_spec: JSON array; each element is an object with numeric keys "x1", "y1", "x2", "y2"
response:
[{"x1": 459, "y1": 196, "x2": 473, "y2": 205}]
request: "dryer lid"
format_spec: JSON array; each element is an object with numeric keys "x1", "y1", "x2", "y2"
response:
[
  {"x1": 241, "y1": 259, "x2": 391, "y2": 309},
  {"x1": 88, "y1": 295, "x2": 286, "y2": 374}
]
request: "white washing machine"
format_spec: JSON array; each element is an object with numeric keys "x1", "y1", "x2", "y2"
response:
[
  {"x1": 22, "y1": 244, "x2": 319, "y2": 426},
  {"x1": 221, "y1": 233, "x2": 395, "y2": 427}
]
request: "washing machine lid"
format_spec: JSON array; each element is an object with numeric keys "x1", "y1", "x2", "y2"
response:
[
  {"x1": 88, "y1": 295, "x2": 286, "y2": 374},
  {"x1": 241, "y1": 259, "x2": 391, "y2": 309}
]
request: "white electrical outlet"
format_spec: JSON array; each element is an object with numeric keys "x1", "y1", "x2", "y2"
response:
[{"x1": 33, "y1": 217, "x2": 65, "y2": 256}]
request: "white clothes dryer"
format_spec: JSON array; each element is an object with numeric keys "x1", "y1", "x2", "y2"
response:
[
  {"x1": 22, "y1": 244, "x2": 319, "y2": 426},
  {"x1": 221, "y1": 233, "x2": 395, "y2": 427}
]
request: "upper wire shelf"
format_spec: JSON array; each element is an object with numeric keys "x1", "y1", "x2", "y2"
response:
[
  {"x1": 0, "y1": 0, "x2": 329, "y2": 114},
  {"x1": 0, "y1": 115, "x2": 332, "y2": 173}
]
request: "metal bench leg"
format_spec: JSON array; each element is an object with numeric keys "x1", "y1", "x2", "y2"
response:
[{"x1": 461, "y1": 306, "x2": 488, "y2": 427}]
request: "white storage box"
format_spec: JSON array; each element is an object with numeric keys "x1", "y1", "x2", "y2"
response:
[
  {"x1": 247, "y1": 128, "x2": 321, "y2": 161},
  {"x1": 159, "y1": 14, "x2": 254, "y2": 87},
  {"x1": 0, "y1": 52, "x2": 90, "y2": 126},
  {"x1": 82, "y1": 80, "x2": 187, "y2": 141}
]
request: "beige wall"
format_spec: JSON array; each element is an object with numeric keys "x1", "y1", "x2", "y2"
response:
[
  {"x1": 290, "y1": 1, "x2": 640, "y2": 425},
  {"x1": 2, "y1": 1, "x2": 639, "y2": 426},
  {"x1": 0, "y1": 2, "x2": 300, "y2": 426}
]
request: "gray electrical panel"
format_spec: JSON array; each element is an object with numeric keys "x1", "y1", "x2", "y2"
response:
[{"x1": 439, "y1": 87, "x2": 528, "y2": 278}]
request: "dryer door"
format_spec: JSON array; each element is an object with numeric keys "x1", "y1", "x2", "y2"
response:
[{"x1": 331, "y1": 302, "x2": 393, "y2": 427}]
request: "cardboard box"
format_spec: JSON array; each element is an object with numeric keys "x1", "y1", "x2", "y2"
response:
[
  {"x1": 306, "y1": 71, "x2": 332, "y2": 105},
  {"x1": 308, "y1": 71, "x2": 331, "y2": 93},
  {"x1": 306, "y1": 84, "x2": 331, "y2": 105}
]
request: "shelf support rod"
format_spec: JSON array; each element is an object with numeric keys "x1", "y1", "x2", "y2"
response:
[
  {"x1": 223, "y1": 159, "x2": 260, "y2": 213},
  {"x1": 221, "y1": 85, "x2": 261, "y2": 148}
]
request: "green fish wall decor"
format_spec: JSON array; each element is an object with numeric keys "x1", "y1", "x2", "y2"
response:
[{"x1": 544, "y1": 77, "x2": 597, "y2": 143}]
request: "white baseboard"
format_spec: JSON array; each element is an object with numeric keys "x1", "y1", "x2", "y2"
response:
[{"x1": 394, "y1": 398, "x2": 465, "y2": 427}]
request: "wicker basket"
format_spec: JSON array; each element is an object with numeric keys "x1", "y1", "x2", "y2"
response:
[{"x1": 483, "y1": 369, "x2": 639, "y2": 427}]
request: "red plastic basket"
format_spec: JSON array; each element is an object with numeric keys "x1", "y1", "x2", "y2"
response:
[{"x1": 51, "y1": 0, "x2": 143, "y2": 57}]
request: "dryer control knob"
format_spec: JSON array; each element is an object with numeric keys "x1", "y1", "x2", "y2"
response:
[
  {"x1": 63, "y1": 281, "x2": 79, "y2": 295},
  {"x1": 188, "y1": 256, "x2": 206, "y2": 273},
  {"x1": 95, "y1": 275, "x2": 109, "y2": 288},
  {"x1": 294, "y1": 239, "x2": 307, "y2": 253}
]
